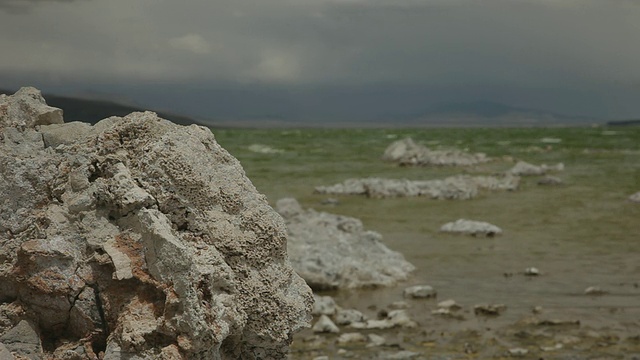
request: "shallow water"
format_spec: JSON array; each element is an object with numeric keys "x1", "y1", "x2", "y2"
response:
[{"x1": 215, "y1": 127, "x2": 640, "y2": 358}]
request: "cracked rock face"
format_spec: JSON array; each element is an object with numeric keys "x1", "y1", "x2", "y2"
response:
[{"x1": 0, "y1": 87, "x2": 312, "y2": 359}]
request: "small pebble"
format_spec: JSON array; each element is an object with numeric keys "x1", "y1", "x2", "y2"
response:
[
  {"x1": 437, "y1": 299, "x2": 461, "y2": 310},
  {"x1": 585, "y1": 286, "x2": 608, "y2": 295},
  {"x1": 508, "y1": 347, "x2": 529, "y2": 357},
  {"x1": 336, "y1": 332, "x2": 367, "y2": 344}
]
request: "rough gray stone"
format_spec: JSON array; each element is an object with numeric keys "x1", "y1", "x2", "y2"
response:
[
  {"x1": 0, "y1": 342, "x2": 15, "y2": 360},
  {"x1": 276, "y1": 198, "x2": 415, "y2": 290},
  {"x1": 440, "y1": 219, "x2": 503, "y2": 237},
  {"x1": 0, "y1": 88, "x2": 312, "y2": 359},
  {"x1": 0, "y1": 87, "x2": 63, "y2": 128},
  {"x1": 0, "y1": 320, "x2": 43, "y2": 360}
]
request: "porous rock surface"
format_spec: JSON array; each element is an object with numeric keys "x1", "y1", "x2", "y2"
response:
[
  {"x1": 382, "y1": 137, "x2": 490, "y2": 166},
  {"x1": 275, "y1": 198, "x2": 415, "y2": 290},
  {"x1": 314, "y1": 175, "x2": 519, "y2": 200},
  {"x1": 0, "y1": 87, "x2": 312, "y2": 359}
]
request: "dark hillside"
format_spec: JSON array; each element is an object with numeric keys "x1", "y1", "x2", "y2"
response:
[{"x1": 0, "y1": 89, "x2": 201, "y2": 126}]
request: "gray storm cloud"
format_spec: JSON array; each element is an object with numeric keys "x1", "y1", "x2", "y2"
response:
[
  {"x1": 1, "y1": 0, "x2": 639, "y2": 118},
  {"x1": 1, "y1": 0, "x2": 639, "y2": 85}
]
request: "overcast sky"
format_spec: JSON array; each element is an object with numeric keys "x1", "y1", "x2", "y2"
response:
[{"x1": 1, "y1": 0, "x2": 640, "y2": 121}]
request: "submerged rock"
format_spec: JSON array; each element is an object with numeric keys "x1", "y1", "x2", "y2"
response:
[
  {"x1": 509, "y1": 160, "x2": 564, "y2": 176},
  {"x1": 0, "y1": 88, "x2": 312, "y2": 359},
  {"x1": 382, "y1": 137, "x2": 490, "y2": 166},
  {"x1": 276, "y1": 198, "x2": 415, "y2": 290},
  {"x1": 474, "y1": 304, "x2": 507, "y2": 316},
  {"x1": 537, "y1": 175, "x2": 563, "y2": 186},
  {"x1": 440, "y1": 219, "x2": 503, "y2": 237},
  {"x1": 247, "y1": 143, "x2": 284, "y2": 154},
  {"x1": 315, "y1": 175, "x2": 519, "y2": 200}
]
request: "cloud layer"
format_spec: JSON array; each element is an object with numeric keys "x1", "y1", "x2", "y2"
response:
[{"x1": 1, "y1": 0, "x2": 639, "y2": 118}]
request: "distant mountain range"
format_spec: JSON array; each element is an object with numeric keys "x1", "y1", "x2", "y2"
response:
[
  {"x1": 1, "y1": 88, "x2": 608, "y2": 127},
  {"x1": 0, "y1": 89, "x2": 201, "y2": 126},
  {"x1": 403, "y1": 100, "x2": 599, "y2": 127}
]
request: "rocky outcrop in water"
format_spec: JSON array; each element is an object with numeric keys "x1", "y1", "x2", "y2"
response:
[
  {"x1": 314, "y1": 175, "x2": 519, "y2": 200},
  {"x1": 382, "y1": 137, "x2": 490, "y2": 166},
  {"x1": 0, "y1": 87, "x2": 312, "y2": 360},
  {"x1": 275, "y1": 198, "x2": 415, "y2": 290},
  {"x1": 440, "y1": 219, "x2": 503, "y2": 237}
]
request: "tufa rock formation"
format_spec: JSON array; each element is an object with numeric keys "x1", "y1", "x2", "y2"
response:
[
  {"x1": 314, "y1": 175, "x2": 519, "y2": 200},
  {"x1": 275, "y1": 198, "x2": 415, "y2": 290},
  {"x1": 382, "y1": 137, "x2": 490, "y2": 166},
  {"x1": 0, "y1": 87, "x2": 312, "y2": 359}
]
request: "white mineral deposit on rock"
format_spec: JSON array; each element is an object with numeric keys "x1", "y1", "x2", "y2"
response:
[
  {"x1": 440, "y1": 219, "x2": 503, "y2": 237},
  {"x1": 276, "y1": 198, "x2": 415, "y2": 290},
  {"x1": 0, "y1": 87, "x2": 313, "y2": 360}
]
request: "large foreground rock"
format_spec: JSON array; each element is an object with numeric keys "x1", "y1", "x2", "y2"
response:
[
  {"x1": 382, "y1": 137, "x2": 490, "y2": 166},
  {"x1": 314, "y1": 175, "x2": 519, "y2": 200},
  {"x1": 0, "y1": 87, "x2": 312, "y2": 359},
  {"x1": 276, "y1": 198, "x2": 415, "y2": 290}
]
